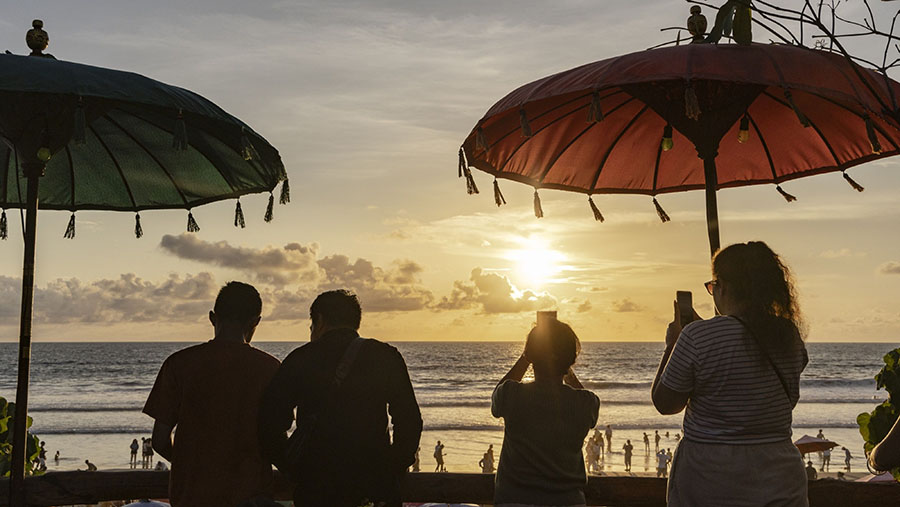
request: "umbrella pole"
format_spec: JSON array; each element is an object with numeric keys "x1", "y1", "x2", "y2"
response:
[
  {"x1": 9, "y1": 162, "x2": 42, "y2": 507},
  {"x1": 702, "y1": 156, "x2": 721, "y2": 258}
]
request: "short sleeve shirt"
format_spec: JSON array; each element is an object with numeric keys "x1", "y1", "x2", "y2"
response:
[
  {"x1": 660, "y1": 316, "x2": 808, "y2": 444},
  {"x1": 491, "y1": 380, "x2": 600, "y2": 506},
  {"x1": 143, "y1": 340, "x2": 280, "y2": 507}
]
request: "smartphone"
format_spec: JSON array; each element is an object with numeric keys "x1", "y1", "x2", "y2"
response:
[
  {"x1": 676, "y1": 291, "x2": 694, "y2": 326},
  {"x1": 536, "y1": 310, "x2": 558, "y2": 328}
]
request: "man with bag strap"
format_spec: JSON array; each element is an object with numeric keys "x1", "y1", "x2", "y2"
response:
[{"x1": 259, "y1": 290, "x2": 422, "y2": 507}]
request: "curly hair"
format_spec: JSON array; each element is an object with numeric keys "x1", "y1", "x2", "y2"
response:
[{"x1": 712, "y1": 241, "x2": 806, "y2": 352}]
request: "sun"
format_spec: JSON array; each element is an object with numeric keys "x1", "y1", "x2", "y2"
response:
[{"x1": 506, "y1": 237, "x2": 566, "y2": 288}]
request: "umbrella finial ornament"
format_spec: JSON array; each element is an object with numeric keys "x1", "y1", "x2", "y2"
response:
[
  {"x1": 234, "y1": 200, "x2": 246, "y2": 228},
  {"x1": 661, "y1": 125, "x2": 674, "y2": 151},
  {"x1": 26, "y1": 20, "x2": 54, "y2": 59},
  {"x1": 172, "y1": 110, "x2": 188, "y2": 151},
  {"x1": 533, "y1": 189, "x2": 544, "y2": 218},
  {"x1": 588, "y1": 91, "x2": 604, "y2": 123},
  {"x1": 783, "y1": 90, "x2": 810, "y2": 128},
  {"x1": 864, "y1": 116, "x2": 883, "y2": 154},
  {"x1": 63, "y1": 213, "x2": 75, "y2": 239},
  {"x1": 279, "y1": 179, "x2": 290, "y2": 205},
  {"x1": 0, "y1": 209, "x2": 7, "y2": 240},
  {"x1": 493, "y1": 178, "x2": 506, "y2": 207},
  {"x1": 842, "y1": 172, "x2": 865, "y2": 192},
  {"x1": 687, "y1": 6, "x2": 708, "y2": 43},
  {"x1": 186, "y1": 211, "x2": 200, "y2": 232},
  {"x1": 684, "y1": 84, "x2": 701, "y2": 121},
  {"x1": 652, "y1": 198, "x2": 671, "y2": 223},
  {"x1": 73, "y1": 97, "x2": 87, "y2": 146},
  {"x1": 519, "y1": 109, "x2": 533, "y2": 138},
  {"x1": 264, "y1": 193, "x2": 275, "y2": 222},
  {"x1": 134, "y1": 213, "x2": 143, "y2": 239},
  {"x1": 776, "y1": 185, "x2": 797, "y2": 202},
  {"x1": 738, "y1": 114, "x2": 750, "y2": 143},
  {"x1": 588, "y1": 196, "x2": 605, "y2": 222}
]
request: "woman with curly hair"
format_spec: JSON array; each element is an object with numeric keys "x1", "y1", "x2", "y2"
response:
[{"x1": 652, "y1": 241, "x2": 809, "y2": 507}]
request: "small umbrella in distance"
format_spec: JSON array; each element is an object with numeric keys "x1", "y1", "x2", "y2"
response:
[{"x1": 794, "y1": 434, "x2": 839, "y2": 455}]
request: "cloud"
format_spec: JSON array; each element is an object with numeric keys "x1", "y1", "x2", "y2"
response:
[
  {"x1": 576, "y1": 300, "x2": 593, "y2": 313},
  {"x1": 435, "y1": 268, "x2": 556, "y2": 314},
  {"x1": 612, "y1": 298, "x2": 644, "y2": 313},
  {"x1": 879, "y1": 261, "x2": 900, "y2": 275},
  {"x1": 576, "y1": 286, "x2": 609, "y2": 293},
  {"x1": 820, "y1": 249, "x2": 865, "y2": 259},
  {"x1": 316, "y1": 256, "x2": 434, "y2": 312}
]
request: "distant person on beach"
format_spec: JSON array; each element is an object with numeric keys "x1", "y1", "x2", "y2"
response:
[
  {"x1": 491, "y1": 318, "x2": 599, "y2": 506},
  {"x1": 143, "y1": 281, "x2": 280, "y2": 507},
  {"x1": 130, "y1": 439, "x2": 139, "y2": 468},
  {"x1": 675, "y1": 432, "x2": 681, "y2": 442},
  {"x1": 605, "y1": 424, "x2": 613, "y2": 452},
  {"x1": 155, "y1": 460, "x2": 169, "y2": 471},
  {"x1": 842, "y1": 447, "x2": 852, "y2": 472},
  {"x1": 84, "y1": 459, "x2": 97, "y2": 472},
  {"x1": 656, "y1": 450, "x2": 669, "y2": 478},
  {"x1": 821, "y1": 447, "x2": 831, "y2": 471},
  {"x1": 145, "y1": 437, "x2": 154, "y2": 469},
  {"x1": 479, "y1": 445, "x2": 495, "y2": 474},
  {"x1": 585, "y1": 437, "x2": 598, "y2": 474},
  {"x1": 54, "y1": 450, "x2": 59, "y2": 465},
  {"x1": 643, "y1": 432, "x2": 650, "y2": 453},
  {"x1": 434, "y1": 441, "x2": 447, "y2": 472},
  {"x1": 37, "y1": 441, "x2": 47, "y2": 471},
  {"x1": 868, "y1": 414, "x2": 900, "y2": 473},
  {"x1": 259, "y1": 290, "x2": 422, "y2": 507},
  {"x1": 623, "y1": 440, "x2": 633, "y2": 472},
  {"x1": 654, "y1": 430, "x2": 660, "y2": 453},
  {"x1": 805, "y1": 461, "x2": 817, "y2": 480},
  {"x1": 141, "y1": 437, "x2": 148, "y2": 468},
  {"x1": 651, "y1": 242, "x2": 809, "y2": 507}
]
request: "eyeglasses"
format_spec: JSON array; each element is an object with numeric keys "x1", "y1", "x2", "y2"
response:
[{"x1": 704, "y1": 280, "x2": 717, "y2": 295}]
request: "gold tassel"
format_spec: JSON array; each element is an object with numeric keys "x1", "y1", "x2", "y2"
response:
[
  {"x1": 519, "y1": 109, "x2": 533, "y2": 138},
  {"x1": 63, "y1": 213, "x2": 76, "y2": 239},
  {"x1": 738, "y1": 114, "x2": 750, "y2": 143},
  {"x1": 588, "y1": 91, "x2": 604, "y2": 123},
  {"x1": 684, "y1": 85, "x2": 701, "y2": 121},
  {"x1": 661, "y1": 125, "x2": 674, "y2": 151},
  {"x1": 533, "y1": 189, "x2": 544, "y2": 218},
  {"x1": 588, "y1": 196, "x2": 604, "y2": 222},
  {"x1": 458, "y1": 148, "x2": 466, "y2": 178},
  {"x1": 843, "y1": 172, "x2": 865, "y2": 192},
  {"x1": 776, "y1": 185, "x2": 797, "y2": 202},
  {"x1": 234, "y1": 200, "x2": 246, "y2": 228},
  {"x1": 0, "y1": 209, "x2": 7, "y2": 240},
  {"x1": 865, "y1": 116, "x2": 883, "y2": 154},
  {"x1": 493, "y1": 179, "x2": 506, "y2": 207},
  {"x1": 464, "y1": 167, "x2": 479, "y2": 195},
  {"x1": 187, "y1": 211, "x2": 200, "y2": 232},
  {"x1": 135, "y1": 213, "x2": 143, "y2": 239},
  {"x1": 73, "y1": 97, "x2": 86, "y2": 145},
  {"x1": 653, "y1": 198, "x2": 671, "y2": 223},
  {"x1": 279, "y1": 179, "x2": 290, "y2": 205},
  {"x1": 476, "y1": 127, "x2": 489, "y2": 151},
  {"x1": 784, "y1": 91, "x2": 810, "y2": 127},
  {"x1": 172, "y1": 110, "x2": 189, "y2": 150},
  {"x1": 264, "y1": 193, "x2": 275, "y2": 222}
]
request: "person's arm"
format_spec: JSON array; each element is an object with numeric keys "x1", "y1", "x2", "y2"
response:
[
  {"x1": 564, "y1": 367, "x2": 584, "y2": 389},
  {"x1": 151, "y1": 421, "x2": 174, "y2": 461},
  {"x1": 498, "y1": 354, "x2": 530, "y2": 387},
  {"x1": 387, "y1": 347, "x2": 423, "y2": 472},
  {"x1": 651, "y1": 301, "x2": 694, "y2": 415},
  {"x1": 258, "y1": 355, "x2": 301, "y2": 472},
  {"x1": 870, "y1": 416, "x2": 900, "y2": 471}
]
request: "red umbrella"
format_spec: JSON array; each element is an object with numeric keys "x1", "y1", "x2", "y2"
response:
[
  {"x1": 459, "y1": 43, "x2": 900, "y2": 256},
  {"x1": 793, "y1": 434, "x2": 839, "y2": 454}
]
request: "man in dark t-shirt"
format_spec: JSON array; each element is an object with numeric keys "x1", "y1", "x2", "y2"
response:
[{"x1": 259, "y1": 290, "x2": 422, "y2": 507}]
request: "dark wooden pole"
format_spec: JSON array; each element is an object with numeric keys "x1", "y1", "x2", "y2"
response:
[
  {"x1": 9, "y1": 161, "x2": 43, "y2": 507},
  {"x1": 702, "y1": 155, "x2": 720, "y2": 258}
]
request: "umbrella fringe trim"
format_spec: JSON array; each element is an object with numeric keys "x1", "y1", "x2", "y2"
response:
[
  {"x1": 653, "y1": 198, "x2": 671, "y2": 223},
  {"x1": 264, "y1": 193, "x2": 275, "y2": 222},
  {"x1": 476, "y1": 127, "x2": 489, "y2": 151},
  {"x1": 187, "y1": 211, "x2": 200, "y2": 232},
  {"x1": 279, "y1": 179, "x2": 291, "y2": 205},
  {"x1": 458, "y1": 148, "x2": 466, "y2": 178},
  {"x1": 0, "y1": 209, "x2": 6, "y2": 240},
  {"x1": 776, "y1": 185, "x2": 797, "y2": 202},
  {"x1": 173, "y1": 110, "x2": 189, "y2": 151},
  {"x1": 864, "y1": 116, "x2": 883, "y2": 155},
  {"x1": 589, "y1": 196, "x2": 605, "y2": 222},
  {"x1": 684, "y1": 85, "x2": 701, "y2": 121},
  {"x1": 73, "y1": 97, "x2": 87, "y2": 146},
  {"x1": 135, "y1": 213, "x2": 143, "y2": 239},
  {"x1": 588, "y1": 91, "x2": 604, "y2": 123},
  {"x1": 64, "y1": 213, "x2": 76, "y2": 239},
  {"x1": 493, "y1": 179, "x2": 506, "y2": 207},
  {"x1": 783, "y1": 90, "x2": 810, "y2": 128},
  {"x1": 842, "y1": 172, "x2": 865, "y2": 192},
  {"x1": 519, "y1": 109, "x2": 533, "y2": 138},
  {"x1": 533, "y1": 190, "x2": 544, "y2": 218},
  {"x1": 235, "y1": 200, "x2": 246, "y2": 228}
]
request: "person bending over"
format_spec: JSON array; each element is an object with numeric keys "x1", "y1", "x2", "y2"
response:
[
  {"x1": 652, "y1": 242, "x2": 809, "y2": 507},
  {"x1": 491, "y1": 318, "x2": 599, "y2": 507}
]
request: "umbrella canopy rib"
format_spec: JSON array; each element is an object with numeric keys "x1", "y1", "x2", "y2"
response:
[
  {"x1": 747, "y1": 114, "x2": 779, "y2": 181},
  {"x1": 587, "y1": 105, "x2": 651, "y2": 191},
  {"x1": 651, "y1": 138, "x2": 664, "y2": 194},
  {"x1": 1, "y1": 144, "x2": 9, "y2": 205},
  {"x1": 761, "y1": 91, "x2": 841, "y2": 167},
  {"x1": 64, "y1": 146, "x2": 75, "y2": 210},
  {"x1": 496, "y1": 102, "x2": 591, "y2": 178},
  {"x1": 88, "y1": 124, "x2": 138, "y2": 209}
]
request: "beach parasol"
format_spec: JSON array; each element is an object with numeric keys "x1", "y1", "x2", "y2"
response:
[
  {"x1": 458, "y1": 39, "x2": 900, "y2": 257},
  {"x1": 793, "y1": 434, "x2": 839, "y2": 454},
  {"x1": 1, "y1": 21, "x2": 288, "y2": 505}
]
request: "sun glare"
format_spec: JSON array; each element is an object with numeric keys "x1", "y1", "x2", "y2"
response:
[{"x1": 506, "y1": 237, "x2": 566, "y2": 288}]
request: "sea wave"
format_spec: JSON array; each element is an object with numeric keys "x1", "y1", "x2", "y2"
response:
[{"x1": 29, "y1": 406, "x2": 143, "y2": 413}]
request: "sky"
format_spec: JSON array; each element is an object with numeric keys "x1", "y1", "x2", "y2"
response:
[{"x1": 1, "y1": 0, "x2": 899, "y2": 342}]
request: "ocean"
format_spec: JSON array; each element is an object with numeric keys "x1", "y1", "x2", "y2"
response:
[{"x1": 0, "y1": 341, "x2": 894, "y2": 474}]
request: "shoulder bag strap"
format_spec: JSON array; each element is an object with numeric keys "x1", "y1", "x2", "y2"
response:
[{"x1": 730, "y1": 315, "x2": 792, "y2": 403}]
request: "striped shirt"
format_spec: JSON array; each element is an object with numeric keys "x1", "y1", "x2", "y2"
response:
[{"x1": 660, "y1": 315, "x2": 808, "y2": 444}]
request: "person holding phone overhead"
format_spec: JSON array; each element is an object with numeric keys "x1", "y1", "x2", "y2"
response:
[{"x1": 651, "y1": 242, "x2": 809, "y2": 507}]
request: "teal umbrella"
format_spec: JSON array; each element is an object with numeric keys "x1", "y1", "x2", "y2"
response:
[{"x1": 0, "y1": 21, "x2": 288, "y2": 505}]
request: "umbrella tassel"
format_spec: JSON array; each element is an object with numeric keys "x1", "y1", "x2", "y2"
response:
[
  {"x1": 653, "y1": 198, "x2": 671, "y2": 223},
  {"x1": 64, "y1": 213, "x2": 76, "y2": 239},
  {"x1": 187, "y1": 211, "x2": 200, "y2": 232},
  {"x1": 865, "y1": 116, "x2": 883, "y2": 155},
  {"x1": 784, "y1": 91, "x2": 810, "y2": 128},
  {"x1": 661, "y1": 125, "x2": 674, "y2": 151},
  {"x1": 684, "y1": 85, "x2": 701, "y2": 121},
  {"x1": 464, "y1": 167, "x2": 479, "y2": 195},
  {"x1": 73, "y1": 97, "x2": 86, "y2": 146},
  {"x1": 279, "y1": 178, "x2": 291, "y2": 205},
  {"x1": 458, "y1": 148, "x2": 466, "y2": 178},
  {"x1": 588, "y1": 91, "x2": 604, "y2": 123},
  {"x1": 135, "y1": 213, "x2": 143, "y2": 239},
  {"x1": 776, "y1": 185, "x2": 797, "y2": 202},
  {"x1": 519, "y1": 109, "x2": 533, "y2": 138},
  {"x1": 842, "y1": 172, "x2": 865, "y2": 192},
  {"x1": 738, "y1": 114, "x2": 750, "y2": 143},
  {"x1": 533, "y1": 190, "x2": 544, "y2": 218},
  {"x1": 234, "y1": 200, "x2": 246, "y2": 228},
  {"x1": 264, "y1": 193, "x2": 275, "y2": 222},
  {"x1": 1, "y1": 209, "x2": 8, "y2": 240},
  {"x1": 588, "y1": 196, "x2": 604, "y2": 222},
  {"x1": 476, "y1": 127, "x2": 489, "y2": 151},
  {"x1": 493, "y1": 178, "x2": 506, "y2": 207},
  {"x1": 172, "y1": 110, "x2": 189, "y2": 150}
]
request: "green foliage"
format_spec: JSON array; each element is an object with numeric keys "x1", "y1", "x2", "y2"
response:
[
  {"x1": 0, "y1": 396, "x2": 43, "y2": 477},
  {"x1": 858, "y1": 348, "x2": 900, "y2": 480}
]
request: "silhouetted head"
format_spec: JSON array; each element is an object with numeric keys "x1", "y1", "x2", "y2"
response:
[
  {"x1": 209, "y1": 281, "x2": 262, "y2": 342},
  {"x1": 524, "y1": 319, "x2": 579, "y2": 378},
  {"x1": 310, "y1": 290, "x2": 361, "y2": 341},
  {"x1": 807, "y1": 461, "x2": 813, "y2": 466}
]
